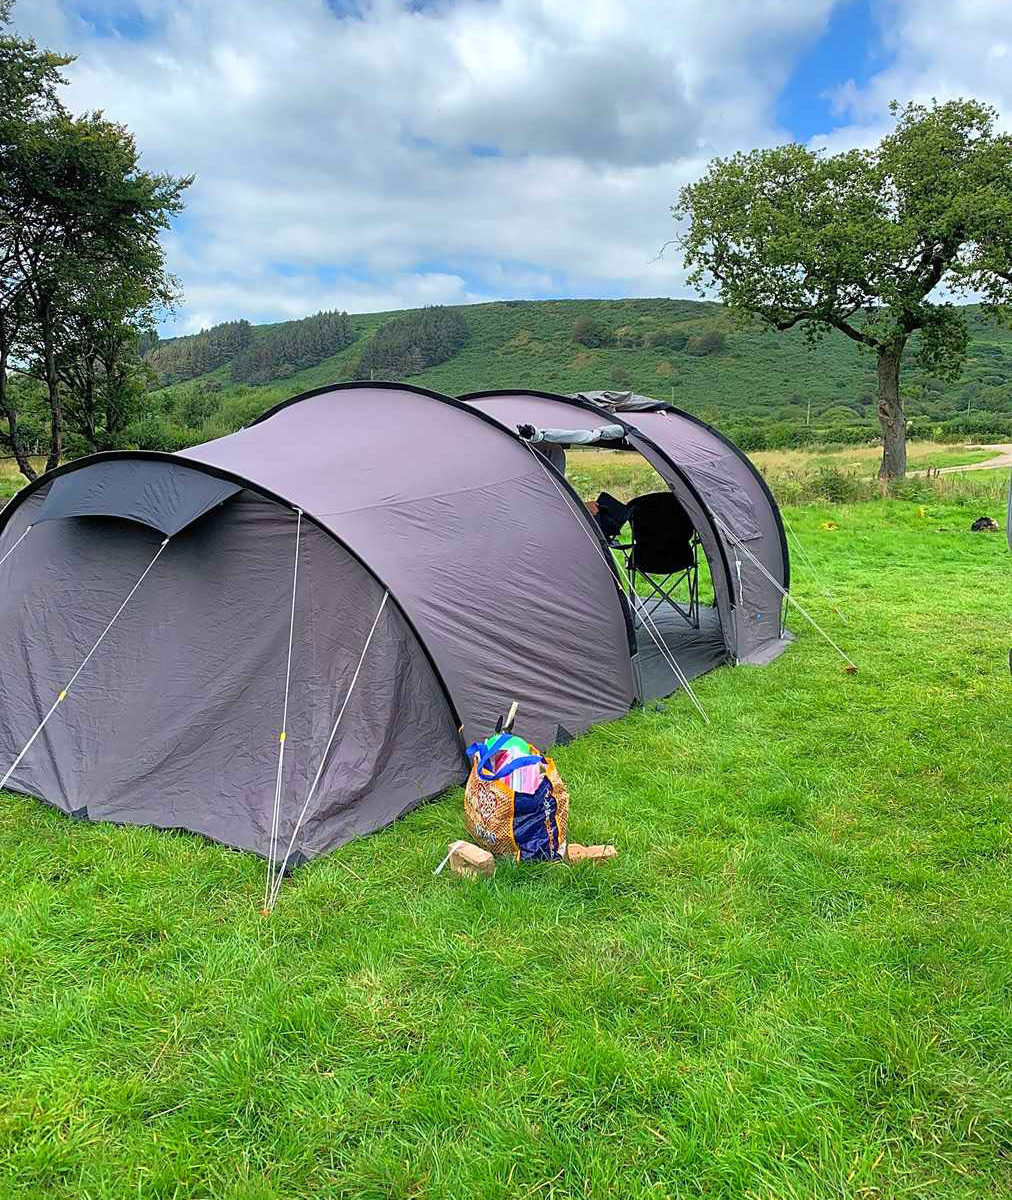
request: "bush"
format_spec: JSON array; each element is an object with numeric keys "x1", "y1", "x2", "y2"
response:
[
  {"x1": 645, "y1": 329, "x2": 689, "y2": 351},
  {"x1": 806, "y1": 465, "x2": 869, "y2": 503},
  {"x1": 685, "y1": 329, "x2": 725, "y2": 356},
  {"x1": 123, "y1": 414, "x2": 193, "y2": 452},
  {"x1": 177, "y1": 388, "x2": 220, "y2": 428},
  {"x1": 571, "y1": 316, "x2": 613, "y2": 348},
  {"x1": 610, "y1": 366, "x2": 633, "y2": 389},
  {"x1": 767, "y1": 466, "x2": 876, "y2": 506}
]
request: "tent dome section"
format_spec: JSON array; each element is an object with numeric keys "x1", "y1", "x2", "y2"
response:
[
  {"x1": 463, "y1": 389, "x2": 736, "y2": 661},
  {"x1": 182, "y1": 382, "x2": 635, "y2": 747},
  {"x1": 463, "y1": 389, "x2": 790, "y2": 668},
  {"x1": 0, "y1": 480, "x2": 463, "y2": 861},
  {"x1": 584, "y1": 396, "x2": 790, "y2": 666}
]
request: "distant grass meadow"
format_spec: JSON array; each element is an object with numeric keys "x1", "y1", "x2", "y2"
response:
[
  {"x1": 566, "y1": 442, "x2": 1008, "y2": 508},
  {"x1": 0, "y1": 451, "x2": 1010, "y2": 1196}
]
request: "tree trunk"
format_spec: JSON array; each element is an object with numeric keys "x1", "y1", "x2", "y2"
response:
[
  {"x1": 81, "y1": 358, "x2": 98, "y2": 452},
  {"x1": 876, "y1": 342, "x2": 906, "y2": 481},
  {"x1": 40, "y1": 297, "x2": 62, "y2": 472},
  {"x1": 0, "y1": 319, "x2": 38, "y2": 483}
]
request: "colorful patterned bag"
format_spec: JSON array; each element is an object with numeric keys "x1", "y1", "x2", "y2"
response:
[{"x1": 463, "y1": 730, "x2": 569, "y2": 862}]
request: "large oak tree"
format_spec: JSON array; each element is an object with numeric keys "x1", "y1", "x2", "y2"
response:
[{"x1": 676, "y1": 99, "x2": 1012, "y2": 479}]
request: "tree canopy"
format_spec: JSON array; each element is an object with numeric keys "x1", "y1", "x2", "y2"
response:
[
  {"x1": 354, "y1": 306, "x2": 468, "y2": 381},
  {"x1": 0, "y1": 5, "x2": 190, "y2": 478},
  {"x1": 676, "y1": 98, "x2": 1012, "y2": 478}
]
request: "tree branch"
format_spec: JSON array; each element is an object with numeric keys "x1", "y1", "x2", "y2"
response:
[{"x1": 769, "y1": 305, "x2": 879, "y2": 347}]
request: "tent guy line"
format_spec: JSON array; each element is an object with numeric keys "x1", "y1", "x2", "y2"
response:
[
  {"x1": 264, "y1": 508, "x2": 303, "y2": 911},
  {"x1": 713, "y1": 516, "x2": 858, "y2": 672},
  {"x1": 0, "y1": 535, "x2": 171, "y2": 793},
  {"x1": 779, "y1": 511, "x2": 850, "y2": 626},
  {"x1": 0, "y1": 524, "x2": 32, "y2": 571},
  {"x1": 266, "y1": 589, "x2": 390, "y2": 911}
]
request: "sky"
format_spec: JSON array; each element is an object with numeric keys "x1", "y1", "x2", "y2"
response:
[{"x1": 13, "y1": 0, "x2": 1012, "y2": 334}]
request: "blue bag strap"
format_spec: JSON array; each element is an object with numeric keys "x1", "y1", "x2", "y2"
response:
[{"x1": 466, "y1": 732, "x2": 545, "y2": 782}]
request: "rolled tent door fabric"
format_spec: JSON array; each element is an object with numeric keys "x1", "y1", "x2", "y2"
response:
[{"x1": 522, "y1": 424, "x2": 626, "y2": 445}]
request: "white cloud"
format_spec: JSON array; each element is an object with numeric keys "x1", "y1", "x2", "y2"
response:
[
  {"x1": 30, "y1": 0, "x2": 1003, "y2": 332},
  {"x1": 811, "y1": 0, "x2": 1012, "y2": 153}
]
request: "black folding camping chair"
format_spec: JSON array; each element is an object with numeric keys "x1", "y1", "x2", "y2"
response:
[{"x1": 614, "y1": 490, "x2": 700, "y2": 629}]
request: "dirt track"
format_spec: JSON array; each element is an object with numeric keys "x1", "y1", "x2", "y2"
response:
[{"x1": 912, "y1": 443, "x2": 1012, "y2": 475}]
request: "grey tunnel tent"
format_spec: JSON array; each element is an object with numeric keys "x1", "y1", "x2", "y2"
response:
[
  {"x1": 463, "y1": 388, "x2": 793, "y2": 694},
  {"x1": 0, "y1": 381, "x2": 790, "y2": 868}
]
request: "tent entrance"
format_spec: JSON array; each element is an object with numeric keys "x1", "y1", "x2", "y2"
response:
[
  {"x1": 630, "y1": 601, "x2": 725, "y2": 703},
  {"x1": 568, "y1": 446, "x2": 728, "y2": 703}
]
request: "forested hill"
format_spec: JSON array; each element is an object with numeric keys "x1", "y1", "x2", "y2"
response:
[{"x1": 140, "y1": 299, "x2": 1012, "y2": 452}]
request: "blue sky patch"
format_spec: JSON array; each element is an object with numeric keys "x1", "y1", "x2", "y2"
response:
[
  {"x1": 777, "y1": 0, "x2": 890, "y2": 141},
  {"x1": 68, "y1": 2, "x2": 156, "y2": 40}
]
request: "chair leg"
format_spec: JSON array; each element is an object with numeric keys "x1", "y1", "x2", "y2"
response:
[{"x1": 634, "y1": 554, "x2": 701, "y2": 630}]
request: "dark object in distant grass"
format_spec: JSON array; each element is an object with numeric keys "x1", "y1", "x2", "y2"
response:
[{"x1": 970, "y1": 516, "x2": 999, "y2": 531}]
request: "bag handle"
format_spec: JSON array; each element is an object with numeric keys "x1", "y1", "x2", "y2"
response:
[{"x1": 466, "y1": 732, "x2": 545, "y2": 782}]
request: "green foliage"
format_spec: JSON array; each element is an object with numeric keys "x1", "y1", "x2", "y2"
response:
[
  {"x1": 644, "y1": 328, "x2": 689, "y2": 350},
  {"x1": 676, "y1": 97, "x2": 1012, "y2": 477},
  {"x1": 146, "y1": 320, "x2": 252, "y2": 384},
  {"x1": 0, "y1": 371, "x2": 47, "y2": 453},
  {"x1": 685, "y1": 328, "x2": 725, "y2": 356},
  {"x1": 0, "y1": 5, "x2": 190, "y2": 476},
  {"x1": 121, "y1": 412, "x2": 192, "y2": 452},
  {"x1": 1, "y1": 498, "x2": 1009, "y2": 1198},
  {"x1": 138, "y1": 297, "x2": 1012, "y2": 456},
  {"x1": 572, "y1": 314, "x2": 613, "y2": 348},
  {"x1": 354, "y1": 305, "x2": 467, "y2": 380},
  {"x1": 230, "y1": 310, "x2": 353, "y2": 385}
]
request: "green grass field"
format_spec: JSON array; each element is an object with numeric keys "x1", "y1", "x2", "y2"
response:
[{"x1": 1, "y1": 469, "x2": 1010, "y2": 1197}]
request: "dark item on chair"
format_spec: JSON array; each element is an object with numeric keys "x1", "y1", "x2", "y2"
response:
[
  {"x1": 625, "y1": 491, "x2": 700, "y2": 628},
  {"x1": 593, "y1": 491, "x2": 631, "y2": 542}
]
